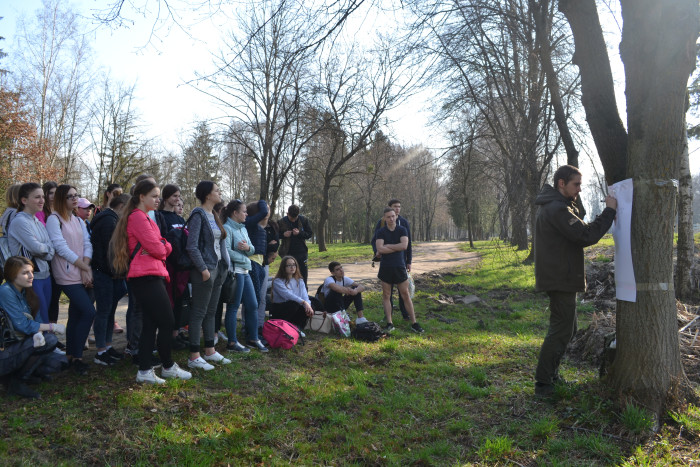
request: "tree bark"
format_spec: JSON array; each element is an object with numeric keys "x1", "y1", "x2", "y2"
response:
[
  {"x1": 608, "y1": 0, "x2": 699, "y2": 414},
  {"x1": 676, "y1": 122, "x2": 694, "y2": 299},
  {"x1": 558, "y1": 0, "x2": 628, "y2": 184}
]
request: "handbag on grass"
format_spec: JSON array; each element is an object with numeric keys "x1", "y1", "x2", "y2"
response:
[
  {"x1": 305, "y1": 311, "x2": 332, "y2": 333},
  {"x1": 331, "y1": 310, "x2": 351, "y2": 337}
]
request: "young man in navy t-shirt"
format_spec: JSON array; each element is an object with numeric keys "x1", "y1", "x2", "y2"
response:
[{"x1": 375, "y1": 207, "x2": 424, "y2": 334}]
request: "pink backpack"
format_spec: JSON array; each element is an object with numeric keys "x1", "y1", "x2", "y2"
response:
[{"x1": 262, "y1": 319, "x2": 303, "y2": 349}]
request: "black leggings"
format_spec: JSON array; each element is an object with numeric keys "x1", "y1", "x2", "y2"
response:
[
  {"x1": 269, "y1": 301, "x2": 308, "y2": 330},
  {"x1": 129, "y1": 276, "x2": 174, "y2": 371}
]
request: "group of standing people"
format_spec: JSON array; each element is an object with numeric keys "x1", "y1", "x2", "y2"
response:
[{"x1": 0, "y1": 175, "x2": 317, "y2": 392}]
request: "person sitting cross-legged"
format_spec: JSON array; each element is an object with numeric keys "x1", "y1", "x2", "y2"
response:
[{"x1": 321, "y1": 262, "x2": 365, "y2": 318}]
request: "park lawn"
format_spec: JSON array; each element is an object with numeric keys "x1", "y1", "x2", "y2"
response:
[
  {"x1": 305, "y1": 242, "x2": 374, "y2": 268},
  {"x1": 1, "y1": 241, "x2": 699, "y2": 465}
]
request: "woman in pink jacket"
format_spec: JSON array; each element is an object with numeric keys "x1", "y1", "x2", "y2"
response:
[{"x1": 110, "y1": 180, "x2": 191, "y2": 384}]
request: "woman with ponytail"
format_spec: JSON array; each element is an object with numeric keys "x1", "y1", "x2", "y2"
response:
[
  {"x1": 110, "y1": 180, "x2": 191, "y2": 384},
  {"x1": 185, "y1": 181, "x2": 231, "y2": 371}
]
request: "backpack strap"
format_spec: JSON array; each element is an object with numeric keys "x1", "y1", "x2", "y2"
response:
[{"x1": 130, "y1": 242, "x2": 142, "y2": 260}]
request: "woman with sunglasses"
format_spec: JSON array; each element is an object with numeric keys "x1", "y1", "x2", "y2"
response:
[
  {"x1": 45, "y1": 185, "x2": 95, "y2": 375},
  {"x1": 269, "y1": 256, "x2": 313, "y2": 330}
]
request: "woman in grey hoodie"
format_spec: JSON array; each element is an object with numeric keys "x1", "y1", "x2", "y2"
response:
[{"x1": 8, "y1": 183, "x2": 55, "y2": 323}]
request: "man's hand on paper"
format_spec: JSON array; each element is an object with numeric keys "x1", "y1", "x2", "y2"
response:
[{"x1": 605, "y1": 194, "x2": 617, "y2": 210}]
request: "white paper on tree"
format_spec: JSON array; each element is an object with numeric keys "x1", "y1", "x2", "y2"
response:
[{"x1": 609, "y1": 178, "x2": 636, "y2": 302}]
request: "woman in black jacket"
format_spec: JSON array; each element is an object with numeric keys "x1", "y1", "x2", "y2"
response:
[{"x1": 89, "y1": 194, "x2": 130, "y2": 366}]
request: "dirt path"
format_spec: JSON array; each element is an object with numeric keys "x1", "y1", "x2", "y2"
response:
[
  {"x1": 60, "y1": 241, "x2": 478, "y2": 346},
  {"x1": 305, "y1": 240, "x2": 479, "y2": 290}
]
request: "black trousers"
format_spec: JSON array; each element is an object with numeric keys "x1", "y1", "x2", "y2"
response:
[
  {"x1": 129, "y1": 276, "x2": 174, "y2": 371},
  {"x1": 325, "y1": 288, "x2": 364, "y2": 314},
  {"x1": 535, "y1": 291, "x2": 577, "y2": 385},
  {"x1": 269, "y1": 301, "x2": 308, "y2": 330}
]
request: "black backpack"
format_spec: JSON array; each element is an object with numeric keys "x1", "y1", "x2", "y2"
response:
[
  {"x1": 351, "y1": 321, "x2": 386, "y2": 342},
  {"x1": 165, "y1": 211, "x2": 203, "y2": 271}
]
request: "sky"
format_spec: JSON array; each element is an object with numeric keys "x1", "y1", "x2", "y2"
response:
[
  {"x1": 3, "y1": 0, "x2": 700, "y2": 186},
  {"x1": 1, "y1": 0, "x2": 437, "y2": 155}
]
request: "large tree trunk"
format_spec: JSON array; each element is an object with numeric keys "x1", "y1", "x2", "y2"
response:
[
  {"x1": 608, "y1": 0, "x2": 699, "y2": 414},
  {"x1": 559, "y1": 0, "x2": 628, "y2": 184},
  {"x1": 676, "y1": 123, "x2": 694, "y2": 299}
]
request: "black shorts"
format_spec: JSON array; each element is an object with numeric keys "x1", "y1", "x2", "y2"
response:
[{"x1": 378, "y1": 265, "x2": 408, "y2": 285}]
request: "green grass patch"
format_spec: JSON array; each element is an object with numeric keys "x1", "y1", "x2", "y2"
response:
[
  {"x1": 1, "y1": 241, "x2": 698, "y2": 465},
  {"x1": 305, "y1": 241, "x2": 374, "y2": 268}
]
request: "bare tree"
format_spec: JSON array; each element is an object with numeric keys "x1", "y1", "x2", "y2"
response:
[
  {"x1": 11, "y1": 0, "x2": 93, "y2": 182},
  {"x1": 88, "y1": 76, "x2": 159, "y2": 198}
]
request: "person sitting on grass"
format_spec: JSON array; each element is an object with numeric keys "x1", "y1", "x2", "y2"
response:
[
  {"x1": 375, "y1": 207, "x2": 424, "y2": 334},
  {"x1": 321, "y1": 262, "x2": 365, "y2": 319},
  {"x1": 270, "y1": 256, "x2": 313, "y2": 331},
  {"x1": 0, "y1": 256, "x2": 66, "y2": 399}
]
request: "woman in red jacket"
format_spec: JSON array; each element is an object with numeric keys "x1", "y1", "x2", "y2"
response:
[{"x1": 110, "y1": 180, "x2": 191, "y2": 384}]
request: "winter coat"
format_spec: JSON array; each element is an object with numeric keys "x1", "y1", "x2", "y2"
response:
[
  {"x1": 278, "y1": 214, "x2": 313, "y2": 258},
  {"x1": 534, "y1": 184, "x2": 616, "y2": 293}
]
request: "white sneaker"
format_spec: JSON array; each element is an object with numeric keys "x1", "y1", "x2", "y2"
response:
[
  {"x1": 161, "y1": 362, "x2": 192, "y2": 380},
  {"x1": 214, "y1": 334, "x2": 218, "y2": 346},
  {"x1": 188, "y1": 356, "x2": 215, "y2": 371},
  {"x1": 299, "y1": 330, "x2": 306, "y2": 338},
  {"x1": 136, "y1": 368, "x2": 166, "y2": 384},
  {"x1": 203, "y1": 351, "x2": 231, "y2": 365},
  {"x1": 53, "y1": 348, "x2": 66, "y2": 356},
  {"x1": 217, "y1": 330, "x2": 228, "y2": 343}
]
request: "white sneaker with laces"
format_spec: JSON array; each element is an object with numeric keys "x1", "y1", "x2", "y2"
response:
[
  {"x1": 136, "y1": 368, "x2": 166, "y2": 384},
  {"x1": 203, "y1": 351, "x2": 231, "y2": 365},
  {"x1": 188, "y1": 356, "x2": 215, "y2": 371},
  {"x1": 217, "y1": 330, "x2": 228, "y2": 343},
  {"x1": 162, "y1": 362, "x2": 192, "y2": 380}
]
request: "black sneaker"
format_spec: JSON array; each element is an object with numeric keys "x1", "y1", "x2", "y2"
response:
[
  {"x1": 8, "y1": 378, "x2": 40, "y2": 399},
  {"x1": 411, "y1": 322, "x2": 425, "y2": 334},
  {"x1": 384, "y1": 323, "x2": 395, "y2": 333},
  {"x1": 94, "y1": 352, "x2": 117, "y2": 366},
  {"x1": 246, "y1": 340, "x2": 269, "y2": 353},
  {"x1": 535, "y1": 382, "x2": 555, "y2": 398},
  {"x1": 172, "y1": 337, "x2": 188, "y2": 350},
  {"x1": 71, "y1": 359, "x2": 89, "y2": 376},
  {"x1": 106, "y1": 347, "x2": 125, "y2": 360}
]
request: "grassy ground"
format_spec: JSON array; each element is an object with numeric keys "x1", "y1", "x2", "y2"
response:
[
  {"x1": 306, "y1": 242, "x2": 374, "y2": 268},
  {"x1": 2, "y1": 240, "x2": 699, "y2": 465}
]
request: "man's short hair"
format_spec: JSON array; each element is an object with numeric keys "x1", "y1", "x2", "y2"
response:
[
  {"x1": 388, "y1": 198, "x2": 401, "y2": 207},
  {"x1": 328, "y1": 261, "x2": 341, "y2": 273},
  {"x1": 287, "y1": 204, "x2": 300, "y2": 218},
  {"x1": 383, "y1": 206, "x2": 395, "y2": 215},
  {"x1": 553, "y1": 165, "x2": 582, "y2": 188}
]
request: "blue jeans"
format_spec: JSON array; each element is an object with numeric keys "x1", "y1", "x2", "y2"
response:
[
  {"x1": 93, "y1": 270, "x2": 127, "y2": 349},
  {"x1": 33, "y1": 277, "x2": 52, "y2": 324},
  {"x1": 249, "y1": 261, "x2": 266, "y2": 306},
  {"x1": 60, "y1": 283, "x2": 96, "y2": 359},
  {"x1": 225, "y1": 272, "x2": 258, "y2": 344}
]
